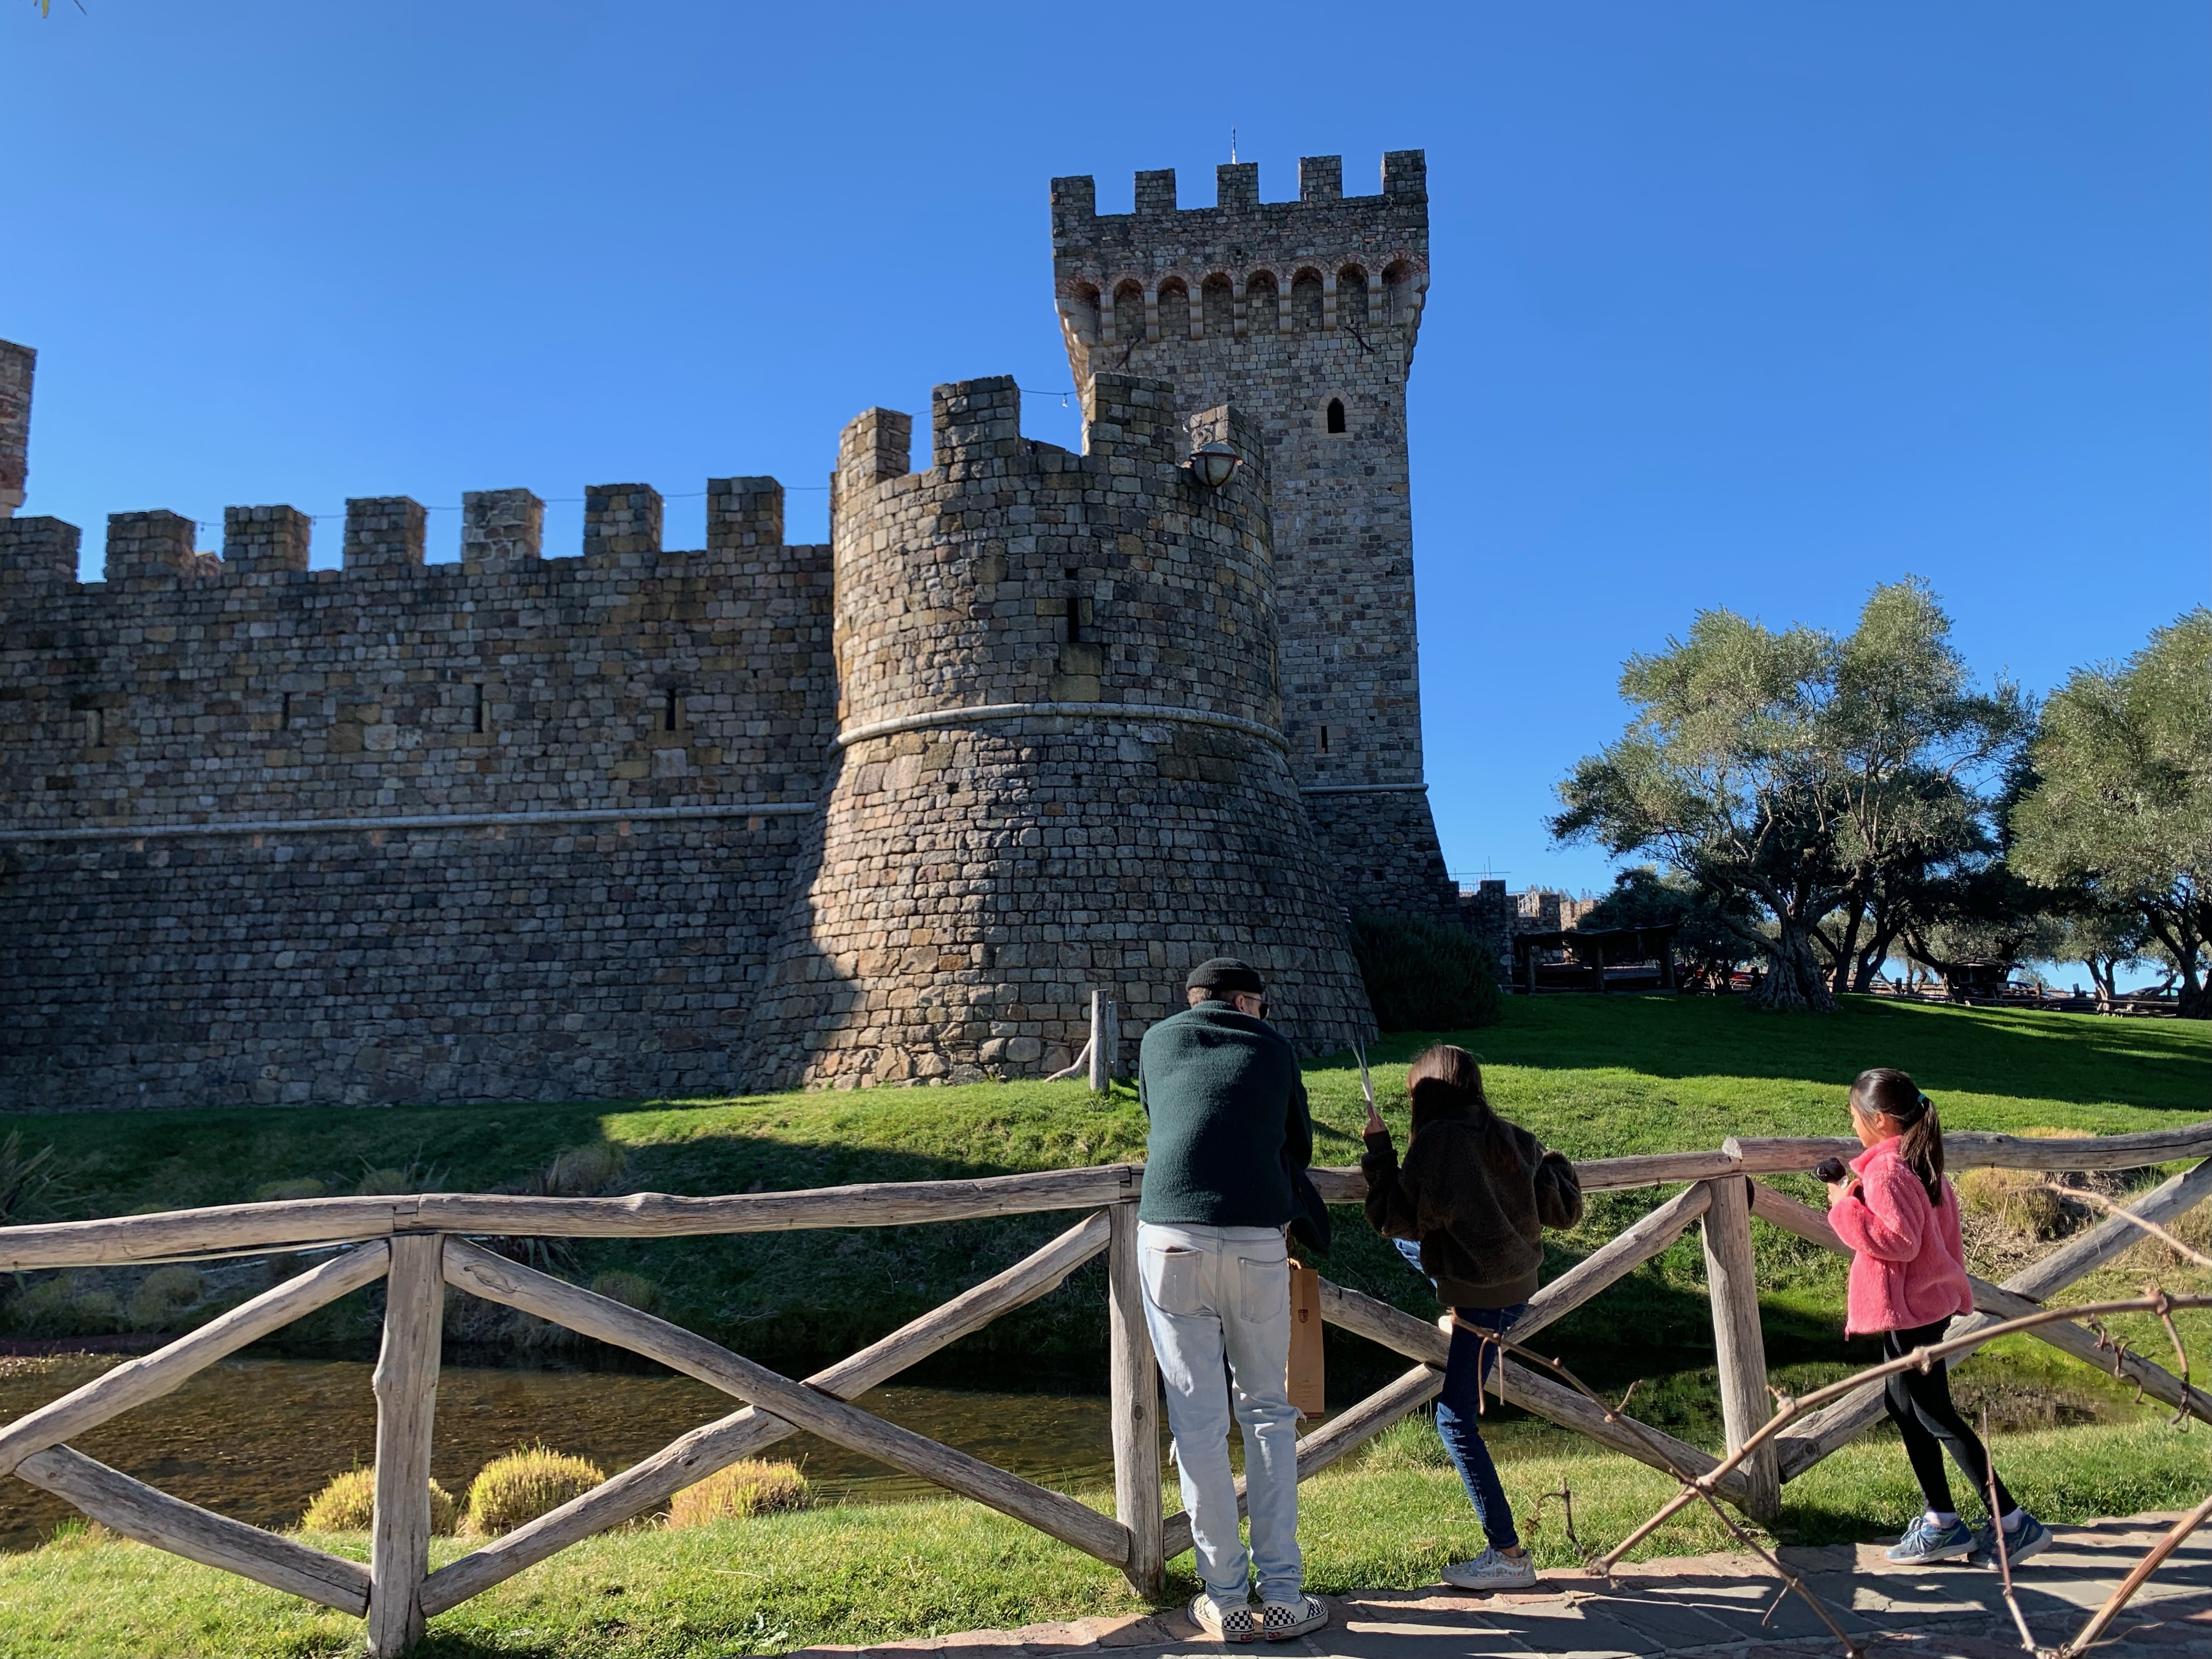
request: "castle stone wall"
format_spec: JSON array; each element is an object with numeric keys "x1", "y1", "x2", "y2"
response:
[
  {"x1": 746, "y1": 375, "x2": 1374, "y2": 1088},
  {"x1": 0, "y1": 483, "x2": 835, "y2": 1108}
]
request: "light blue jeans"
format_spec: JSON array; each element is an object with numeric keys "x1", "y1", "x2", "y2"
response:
[{"x1": 1137, "y1": 1221, "x2": 1302, "y2": 1606}]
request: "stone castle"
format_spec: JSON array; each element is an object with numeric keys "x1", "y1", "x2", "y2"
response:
[{"x1": 0, "y1": 151, "x2": 1454, "y2": 1109}]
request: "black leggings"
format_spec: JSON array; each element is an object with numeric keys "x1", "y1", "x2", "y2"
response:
[{"x1": 1881, "y1": 1318, "x2": 2015, "y2": 1516}]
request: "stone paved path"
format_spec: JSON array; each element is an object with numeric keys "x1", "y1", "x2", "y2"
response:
[{"x1": 795, "y1": 1514, "x2": 2210, "y2": 1659}]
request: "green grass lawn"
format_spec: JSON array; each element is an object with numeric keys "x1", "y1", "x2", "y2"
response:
[
  {"x1": 1, "y1": 995, "x2": 2206, "y2": 1656},
  {"x1": 4, "y1": 995, "x2": 2207, "y2": 1382}
]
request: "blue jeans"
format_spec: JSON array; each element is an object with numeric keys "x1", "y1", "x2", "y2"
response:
[
  {"x1": 1436, "y1": 1301, "x2": 1527, "y2": 1551},
  {"x1": 1394, "y1": 1237, "x2": 1522, "y2": 1551},
  {"x1": 1137, "y1": 1221, "x2": 1302, "y2": 1605}
]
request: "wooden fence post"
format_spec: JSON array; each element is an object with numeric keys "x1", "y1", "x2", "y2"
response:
[
  {"x1": 1088, "y1": 991, "x2": 1118, "y2": 1093},
  {"x1": 1106, "y1": 1202, "x2": 1163, "y2": 1597},
  {"x1": 1699, "y1": 1176, "x2": 1779, "y2": 1521},
  {"x1": 369, "y1": 1233, "x2": 445, "y2": 1657}
]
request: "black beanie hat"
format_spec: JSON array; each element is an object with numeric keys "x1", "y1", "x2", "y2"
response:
[{"x1": 1186, "y1": 957, "x2": 1265, "y2": 996}]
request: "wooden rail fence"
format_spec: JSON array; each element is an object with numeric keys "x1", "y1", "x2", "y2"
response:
[{"x1": 1, "y1": 1122, "x2": 2208, "y2": 1656}]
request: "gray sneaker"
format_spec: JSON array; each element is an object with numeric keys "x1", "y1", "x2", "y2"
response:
[
  {"x1": 1442, "y1": 1547, "x2": 1539, "y2": 1591},
  {"x1": 1189, "y1": 1593, "x2": 1259, "y2": 1644},
  {"x1": 1885, "y1": 1515, "x2": 1978, "y2": 1563},
  {"x1": 1973, "y1": 1512, "x2": 2053, "y2": 1567},
  {"x1": 1258, "y1": 1594, "x2": 1329, "y2": 1641}
]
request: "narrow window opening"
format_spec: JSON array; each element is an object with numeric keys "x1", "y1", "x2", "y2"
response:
[
  {"x1": 281, "y1": 691, "x2": 293, "y2": 730},
  {"x1": 85, "y1": 707, "x2": 104, "y2": 748},
  {"x1": 472, "y1": 683, "x2": 487, "y2": 735},
  {"x1": 662, "y1": 687, "x2": 684, "y2": 733},
  {"x1": 1327, "y1": 398, "x2": 1346, "y2": 433},
  {"x1": 1317, "y1": 724, "x2": 1331, "y2": 755},
  {"x1": 1065, "y1": 596, "x2": 1082, "y2": 644}
]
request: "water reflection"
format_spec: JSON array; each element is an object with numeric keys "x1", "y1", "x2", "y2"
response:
[
  {"x1": 0, "y1": 1355, "x2": 1132, "y2": 1553},
  {"x1": 0, "y1": 1347, "x2": 2151, "y2": 1555}
]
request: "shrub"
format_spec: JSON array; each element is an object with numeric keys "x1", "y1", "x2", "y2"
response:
[
  {"x1": 461, "y1": 1446, "x2": 607, "y2": 1536},
  {"x1": 253, "y1": 1177, "x2": 326, "y2": 1201},
  {"x1": 589, "y1": 1271, "x2": 662, "y2": 1314},
  {"x1": 1350, "y1": 911, "x2": 1504, "y2": 1034},
  {"x1": 300, "y1": 1467, "x2": 459, "y2": 1534},
  {"x1": 668, "y1": 1459, "x2": 810, "y2": 1527},
  {"x1": 3, "y1": 1277, "x2": 122, "y2": 1337},
  {"x1": 127, "y1": 1265, "x2": 204, "y2": 1330}
]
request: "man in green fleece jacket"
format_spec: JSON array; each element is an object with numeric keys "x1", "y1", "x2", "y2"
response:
[{"x1": 1135, "y1": 958, "x2": 1327, "y2": 1644}]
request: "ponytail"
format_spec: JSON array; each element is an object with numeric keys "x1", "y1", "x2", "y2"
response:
[{"x1": 1851, "y1": 1066, "x2": 1945, "y2": 1206}]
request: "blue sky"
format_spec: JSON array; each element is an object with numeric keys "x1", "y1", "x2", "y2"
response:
[{"x1": 3, "y1": 3, "x2": 2204, "y2": 935}]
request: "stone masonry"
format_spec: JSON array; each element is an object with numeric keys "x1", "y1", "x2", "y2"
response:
[
  {"x1": 0, "y1": 478, "x2": 833, "y2": 1108},
  {"x1": 1050, "y1": 152, "x2": 1459, "y2": 921},
  {"x1": 0, "y1": 148, "x2": 1448, "y2": 1109},
  {"x1": 743, "y1": 376, "x2": 1373, "y2": 1087}
]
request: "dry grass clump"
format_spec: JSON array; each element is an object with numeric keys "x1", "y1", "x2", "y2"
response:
[
  {"x1": 300, "y1": 1467, "x2": 460, "y2": 1534},
  {"x1": 668, "y1": 1459, "x2": 810, "y2": 1527},
  {"x1": 461, "y1": 1446, "x2": 607, "y2": 1536},
  {"x1": 542, "y1": 1142, "x2": 628, "y2": 1197},
  {"x1": 1956, "y1": 1166, "x2": 2068, "y2": 1239}
]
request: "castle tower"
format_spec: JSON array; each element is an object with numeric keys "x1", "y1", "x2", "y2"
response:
[
  {"x1": 1, "y1": 338, "x2": 35, "y2": 518},
  {"x1": 1049, "y1": 153, "x2": 1460, "y2": 921},
  {"x1": 745, "y1": 374, "x2": 1374, "y2": 1088}
]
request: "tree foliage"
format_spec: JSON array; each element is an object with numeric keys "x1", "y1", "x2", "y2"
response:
[
  {"x1": 1579, "y1": 866, "x2": 1757, "y2": 991},
  {"x1": 2011, "y1": 609, "x2": 2212, "y2": 1018},
  {"x1": 1551, "y1": 579, "x2": 2026, "y2": 1012}
]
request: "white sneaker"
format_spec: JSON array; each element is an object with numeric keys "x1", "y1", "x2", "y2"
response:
[
  {"x1": 1189, "y1": 1593, "x2": 1259, "y2": 1644},
  {"x1": 1442, "y1": 1548, "x2": 1538, "y2": 1592},
  {"x1": 1259, "y1": 1594, "x2": 1329, "y2": 1641}
]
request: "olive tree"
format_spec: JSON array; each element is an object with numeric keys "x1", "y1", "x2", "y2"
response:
[
  {"x1": 1552, "y1": 579, "x2": 2025, "y2": 1012},
  {"x1": 2011, "y1": 610, "x2": 2211, "y2": 1018}
]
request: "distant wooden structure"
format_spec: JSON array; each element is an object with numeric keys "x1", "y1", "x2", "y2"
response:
[{"x1": 1511, "y1": 923, "x2": 1680, "y2": 995}]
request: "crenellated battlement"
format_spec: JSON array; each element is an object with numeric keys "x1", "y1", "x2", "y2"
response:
[{"x1": 1049, "y1": 153, "x2": 1429, "y2": 362}]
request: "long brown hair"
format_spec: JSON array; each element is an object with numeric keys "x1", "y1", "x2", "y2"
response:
[
  {"x1": 1851, "y1": 1066, "x2": 1945, "y2": 1205},
  {"x1": 1405, "y1": 1044, "x2": 1524, "y2": 1177}
]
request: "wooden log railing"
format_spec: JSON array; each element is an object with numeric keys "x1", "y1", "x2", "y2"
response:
[{"x1": 2, "y1": 1119, "x2": 2207, "y2": 1655}]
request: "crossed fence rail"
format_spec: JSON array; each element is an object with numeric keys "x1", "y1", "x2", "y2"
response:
[{"x1": 1, "y1": 1124, "x2": 2208, "y2": 1657}]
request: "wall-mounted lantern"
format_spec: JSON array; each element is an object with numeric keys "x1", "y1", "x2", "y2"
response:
[{"x1": 1189, "y1": 442, "x2": 1241, "y2": 489}]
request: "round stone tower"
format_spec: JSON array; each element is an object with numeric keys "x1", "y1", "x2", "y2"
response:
[{"x1": 746, "y1": 373, "x2": 1374, "y2": 1088}]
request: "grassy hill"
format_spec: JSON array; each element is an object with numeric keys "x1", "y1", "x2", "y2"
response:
[{"x1": 5, "y1": 995, "x2": 2205, "y2": 1398}]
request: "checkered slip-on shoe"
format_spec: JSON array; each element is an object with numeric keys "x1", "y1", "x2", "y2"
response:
[
  {"x1": 1189, "y1": 1594, "x2": 1260, "y2": 1644},
  {"x1": 1259, "y1": 1594, "x2": 1329, "y2": 1641}
]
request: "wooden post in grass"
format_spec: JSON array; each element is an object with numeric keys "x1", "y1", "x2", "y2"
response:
[
  {"x1": 1700, "y1": 1176, "x2": 1779, "y2": 1521},
  {"x1": 1107, "y1": 1202, "x2": 1164, "y2": 1596},
  {"x1": 1087, "y1": 991, "x2": 1118, "y2": 1093},
  {"x1": 369, "y1": 1233, "x2": 445, "y2": 1657}
]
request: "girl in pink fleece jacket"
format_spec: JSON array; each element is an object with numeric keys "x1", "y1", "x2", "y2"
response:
[{"x1": 1825, "y1": 1068, "x2": 2049, "y2": 1567}]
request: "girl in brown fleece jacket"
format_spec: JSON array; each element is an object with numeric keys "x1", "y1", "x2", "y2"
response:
[{"x1": 1361, "y1": 1044, "x2": 1582, "y2": 1590}]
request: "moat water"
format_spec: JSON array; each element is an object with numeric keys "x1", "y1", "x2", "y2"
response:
[{"x1": 0, "y1": 1348, "x2": 2144, "y2": 1553}]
